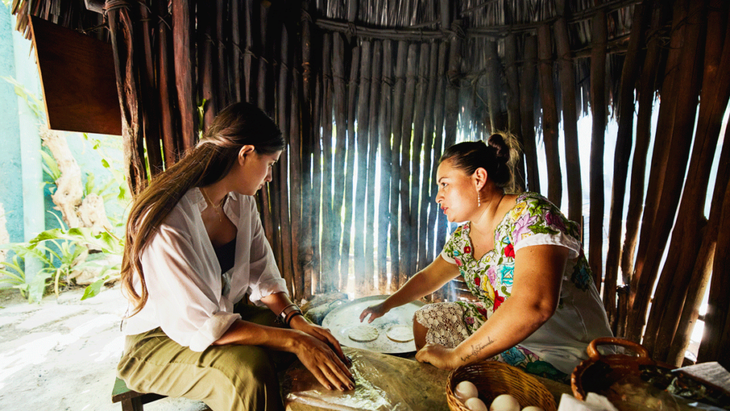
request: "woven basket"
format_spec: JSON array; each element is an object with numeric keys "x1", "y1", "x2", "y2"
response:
[{"x1": 446, "y1": 361, "x2": 557, "y2": 411}]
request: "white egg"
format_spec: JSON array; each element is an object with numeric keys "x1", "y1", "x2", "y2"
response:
[
  {"x1": 454, "y1": 380, "x2": 479, "y2": 402},
  {"x1": 522, "y1": 407, "x2": 544, "y2": 411},
  {"x1": 489, "y1": 394, "x2": 521, "y2": 411},
  {"x1": 465, "y1": 397, "x2": 489, "y2": 411}
]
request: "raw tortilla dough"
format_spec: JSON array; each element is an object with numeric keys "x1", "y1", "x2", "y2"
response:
[
  {"x1": 386, "y1": 325, "x2": 414, "y2": 343},
  {"x1": 348, "y1": 325, "x2": 380, "y2": 342}
]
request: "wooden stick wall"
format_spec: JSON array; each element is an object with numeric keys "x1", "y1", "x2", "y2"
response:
[{"x1": 16, "y1": 0, "x2": 730, "y2": 367}]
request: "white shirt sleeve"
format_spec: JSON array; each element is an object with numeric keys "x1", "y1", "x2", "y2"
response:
[
  {"x1": 244, "y1": 198, "x2": 288, "y2": 305},
  {"x1": 140, "y1": 224, "x2": 240, "y2": 351}
]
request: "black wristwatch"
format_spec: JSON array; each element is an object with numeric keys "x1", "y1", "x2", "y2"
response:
[{"x1": 279, "y1": 304, "x2": 303, "y2": 326}]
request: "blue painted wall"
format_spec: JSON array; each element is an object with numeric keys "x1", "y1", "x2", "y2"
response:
[{"x1": 0, "y1": 4, "x2": 23, "y2": 243}]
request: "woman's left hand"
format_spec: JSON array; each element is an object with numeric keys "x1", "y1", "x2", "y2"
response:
[
  {"x1": 289, "y1": 315, "x2": 352, "y2": 366},
  {"x1": 415, "y1": 343, "x2": 458, "y2": 370}
]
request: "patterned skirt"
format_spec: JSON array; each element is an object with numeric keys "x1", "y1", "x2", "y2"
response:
[{"x1": 414, "y1": 302, "x2": 569, "y2": 383}]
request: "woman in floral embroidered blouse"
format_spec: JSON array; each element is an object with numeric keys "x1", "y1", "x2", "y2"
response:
[{"x1": 360, "y1": 136, "x2": 612, "y2": 382}]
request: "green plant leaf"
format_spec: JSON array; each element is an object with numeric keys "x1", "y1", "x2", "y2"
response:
[
  {"x1": 101, "y1": 159, "x2": 110, "y2": 168},
  {"x1": 85, "y1": 172, "x2": 96, "y2": 196},
  {"x1": 40, "y1": 150, "x2": 61, "y2": 180},
  {"x1": 81, "y1": 278, "x2": 106, "y2": 300},
  {"x1": 28, "y1": 271, "x2": 52, "y2": 303}
]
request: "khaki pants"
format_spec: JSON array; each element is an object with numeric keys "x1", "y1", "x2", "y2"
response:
[{"x1": 117, "y1": 305, "x2": 293, "y2": 411}]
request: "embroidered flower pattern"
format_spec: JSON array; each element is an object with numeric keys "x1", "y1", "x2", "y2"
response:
[{"x1": 442, "y1": 192, "x2": 593, "y2": 320}]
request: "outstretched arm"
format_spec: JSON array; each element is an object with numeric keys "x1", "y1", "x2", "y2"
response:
[
  {"x1": 415, "y1": 245, "x2": 567, "y2": 369},
  {"x1": 360, "y1": 255, "x2": 460, "y2": 323}
]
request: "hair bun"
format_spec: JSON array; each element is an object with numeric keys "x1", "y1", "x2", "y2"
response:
[{"x1": 487, "y1": 134, "x2": 510, "y2": 163}]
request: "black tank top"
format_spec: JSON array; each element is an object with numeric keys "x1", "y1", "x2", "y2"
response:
[{"x1": 213, "y1": 238, "x2": 236, "y2": 274}]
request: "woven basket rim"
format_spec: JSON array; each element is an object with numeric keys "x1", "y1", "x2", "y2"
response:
[{"x1": 446, "y1": 361, "x2": 557, "y2": 411}]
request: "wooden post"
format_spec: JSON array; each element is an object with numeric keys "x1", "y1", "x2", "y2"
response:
[
  {"x1": 504, "y1": 34, "x2": 524, "y2": 192},
  {"x1": 277, "y1": 22, "x2": 294, "y2": 297},
  {"x1": 431, "y1": 41, "x2": 449, "y2": 263},
  {"x1": 215, "y1": 0, "x2": 229, "y2": 109},
  {"x1": 198, "y1": 0, "x2": 217, "y2": 129},
  {"x1": 172, "y1": 0, "x2": 197, "y2": 153},
  {"x1": 354, "y1": 40, "x2": 372, "y2": 292},
  {"x1": 628, "y1": 0, "x2": 706, "y2": 344},
  {"x1": 409, "y1": 43, "x2": 429, "y2": 272},
  {"x1": 554, "y1": 16, "x2": 582, "y2": 225},
  {"x1": 137, "y1": 2, "x2": 163, "y2": 176},
  {"x1": 698, "y1": 163, "x2": 730, "y2": 365},
  {"x1": 289, "y1": 51, "x2": 304, "y2": 300},
  {"x1": 536, "y1": 23, "x2": 562, "y2": 205},
  {"x1": 366, "y1": 40, "x2": 383, "y2": 290},
  {"x1": 589, "y1": 10, "x2": 607, "y2": 295},
  {"x1": 157, "y1": 0, "x2": 179, "y2": 166},
  {"x1": 485, "y1": 40, "x2": 505, "y2": 134},
  {"x1": 107, "y1": 6, "x2": 146, "y2": 196},
  {"x1": 377, "y1": 40, "x2": 393, "y2": 292},
  {"x1": 520, "y1": 35, "x2": 540, "y2": 193},
  {"x1": 300, "y1": 1, "x2": 313, "y2": 297},
  {"x1": 321, "y1": 32, "x2": 335, "y2": 291},
  {"x1": 243, "y1": 0, "x2": 254, "y2": 102},
  {"x1": 621, "y1": 0, "x2": 669, "y2": 285},
  {"x1": 419, "y1": 42, "x2": 439, "y2": 271},
  {"x1": 340, "y1": 44, "x2": 361, "y2": 289},
  {"x1": 390, "y1": 41, "x2": 409, "y2": 286},
  {"x1": 648, "y1": 0, "x2": 725, "y2": 361},
  {"x1": 331, "y1": 33, "x2": 348, "y2": 291},
  {"x1": 399, "y1": 43, "x2": 418, "y2": 286},
  {"x1": 606, "y1": 0, "x2": 651, "y2": 334},
  {"x1": 311, "y1": 73, "x2": 323, "y2": 294}
]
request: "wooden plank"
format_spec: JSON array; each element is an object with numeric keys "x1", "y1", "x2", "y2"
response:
[{"x1": 29, "y1": 15, "x2": 120, "y2": 135}]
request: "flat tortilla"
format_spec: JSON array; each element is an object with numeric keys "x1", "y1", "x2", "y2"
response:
[
  {"x1": 348, "y1": 325, "x2": 379, "y2": 342},
  {"x1": 386, "y1": 325, "x2": 414, "y2": 343}
]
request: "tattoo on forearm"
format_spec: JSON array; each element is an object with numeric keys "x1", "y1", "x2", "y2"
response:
[{"x1": 460, "y1": 336, "x2": 495, "y2": 362}]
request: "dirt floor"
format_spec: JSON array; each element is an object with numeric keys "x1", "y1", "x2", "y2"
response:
[{"x1": 0, "y1": 284, "x2": 210, "y2": 411}]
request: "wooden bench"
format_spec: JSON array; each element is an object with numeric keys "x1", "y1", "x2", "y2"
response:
[{"x1": 111, "y1": 377, "x2": 165, "y2": 411}]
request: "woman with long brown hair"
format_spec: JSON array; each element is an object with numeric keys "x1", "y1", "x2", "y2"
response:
[{"x1": 117, "y1": 102, "x2": 353, "y2": 411}]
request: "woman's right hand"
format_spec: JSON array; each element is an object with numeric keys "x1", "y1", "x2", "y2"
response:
[
  {"x1": 359, "y1": 303, "x2": 389, "y2": 323},
  {"x1": 293, "y1": 331, "x2": 355, "y2": 391}
]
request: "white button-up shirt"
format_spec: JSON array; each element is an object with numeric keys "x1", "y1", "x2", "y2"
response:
[{"x1": 123, "y1": 188, "x2": 288, "y2": 351}]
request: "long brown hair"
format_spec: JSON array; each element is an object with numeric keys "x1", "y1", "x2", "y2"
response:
[{"x1": 121, "y1": 102, "x2": 284, "y2": 316}]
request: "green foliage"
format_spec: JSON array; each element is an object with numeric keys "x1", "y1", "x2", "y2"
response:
[
  {"x1": 1, "y1": 76, "x2": 44, "y2": 120},
  {"x1": 0, "y1": 226, "x2": 123, "y2": 303}
]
